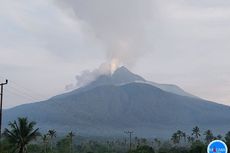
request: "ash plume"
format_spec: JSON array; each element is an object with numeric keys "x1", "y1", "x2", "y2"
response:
[
  {"x1": 55, "y1": 0, "x2": 156, "y2": 89},
  {"x1": 55, "y1": 0, "x2": 155, "y2": 66},
  {"x1": 65, "y1": 62, "x2": 113, "y2": 90}
]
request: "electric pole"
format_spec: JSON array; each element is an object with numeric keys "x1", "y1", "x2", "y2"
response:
[
  {"x1": 124, "y1": 131, "x2": 134, "y2": 151},
  {"x1": 0, "y1": 79, "x2": 8, "y2": 139}
]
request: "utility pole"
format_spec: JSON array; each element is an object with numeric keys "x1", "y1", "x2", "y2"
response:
[
  {"x1": 124, "y1": 131, "x2": 134, "y2": 151},
  {"x1": 0, "y1": 79, "x2": 8, "y2": 139}
]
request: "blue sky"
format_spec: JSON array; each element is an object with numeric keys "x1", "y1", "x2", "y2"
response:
[{"x1": 0, "y1": 0, "x2": 230, "y2": 108}]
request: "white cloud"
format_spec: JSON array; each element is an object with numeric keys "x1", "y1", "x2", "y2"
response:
[
  {"x1": 0, "y1": 0, "x2": 230, "y2": 107},
  {"x1": 0, "y1": 0, "x2": 106, "y2": 108}
]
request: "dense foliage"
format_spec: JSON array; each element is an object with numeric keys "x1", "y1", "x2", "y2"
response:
[{"x1": 1, "y1": 117, "x2": 230, "y2": 153}]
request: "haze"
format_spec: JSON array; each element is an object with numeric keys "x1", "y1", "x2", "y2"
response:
[{"x1": 0, "y1": 0, "x2": 230, "y2": 108}]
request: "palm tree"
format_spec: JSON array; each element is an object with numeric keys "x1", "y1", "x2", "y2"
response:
[
  {"x1": 153, "y1": 138, "x2": 161, "y2": 151},
  {"x1": 47, "y1": 129, "x2": 56, "y2": 151},
  {"x1": 134, "y1": 137, "x2": 139, "y2": 148},
  {"x1": 192, "y1": 126, "x2": 201, "y2": 140},
  {"x1": 67, "y1": 131, "x2": 75, "y2": 153},
  {"x1": 204, "y1": 130, "x2": 214, "y2": 144},
  {"x1": 177, "y1": 130, "x2": 183, "y2": 142},
  {"x1": 140, "y1": 138, "x2": 147, "y2": 145},
  {"x1": 217, "y1": 134, "x2": 222, "y2": 140},
  {"x1": 225, "y1": 131, "x2": 230, "y2": 148},
  {"x1": 154, "y1": 138, "x2": 161, "y2": 146},
  {"x1": 3, "y1": 117, "x2": 40, "y2": 153},
  {"x1": 187, "y1": 136, "x2": 194, "y2": 143},
  {"x1": 42, "y1": 134, "x2": 49, "y2": 153},
  {"x1": 182, "y1": 132, "x2": 187, "y2": 142},
  {"x1": 171, "y1": 133, "x2": 180, "y2": 144}
]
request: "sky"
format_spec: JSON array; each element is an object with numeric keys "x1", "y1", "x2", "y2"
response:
[{"x1": 0, "y1": 0, "x2": 230, "y2": 108}]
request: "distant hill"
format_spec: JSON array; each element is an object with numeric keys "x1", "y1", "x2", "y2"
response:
[{"x1": 3, "y1": 67, "x2": 230, "y2": 137}]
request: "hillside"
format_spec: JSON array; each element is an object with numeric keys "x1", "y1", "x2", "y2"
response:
[{"x1": 3, "y1": 67, "x2": 230, "y2": 137}]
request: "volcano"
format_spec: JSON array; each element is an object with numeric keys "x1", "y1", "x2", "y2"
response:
[{"x1": 3, "y1": 67, "x2": 230, "y2": 137}]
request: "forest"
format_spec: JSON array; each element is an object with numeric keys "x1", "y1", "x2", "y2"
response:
[{"x1": 1, "y1": 117, "x2": 230, "y2": 153}]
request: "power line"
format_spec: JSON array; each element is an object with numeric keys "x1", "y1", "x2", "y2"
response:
[
  {"x1": 0, "y1": 76, "x2": 46, "y2": 100},
  {"x1": 7, "y1": 85, "x2": 41, "y2": 101},
  {"x1": 6, "y1": 89, "x2": 37, "y2": 102},
  {"x1": 0, "y1": 77, "x2": 73, "y2": 121},
  {"x1": 9, "y1": 80, "x2": 45, "y2": 98},
  {"x1": 124, "y1": 131, "x2": 134, "y2": 151}
]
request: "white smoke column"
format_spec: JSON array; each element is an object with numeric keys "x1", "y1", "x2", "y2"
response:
[
  {"x1": 55, "y1": 0, "x2": 155, "y2": 66},
  {"x1": 55, "y1": 0, "x2": 157, "y2": 89}
]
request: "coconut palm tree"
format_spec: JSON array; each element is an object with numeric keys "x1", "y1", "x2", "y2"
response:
[
  {"x1": 171, "y1": 133, "x2": 180, "y2": 144},
  {"x1": 187, "y1": 136, "x2": 195, "y2": 143},
  {"x1": 181, "y1": 132, "x2": 186, "y2": 142},
  {"x1": 171, "y1": 130, "x2": 185, "y2": 145},
  {"x1": 225, "y1": 131, "x2": 230, "y2": 148},
  {"x1": 177, "y1": 130, "x2": 183, "y2": 142},
  {"x1": 192, "y1": 126, "x2": 201, "y2": 140},
  {"x1": 3, "y1": 117, "x2": 40, "y2": 153},
  {"x1": 204, "y1": 130, "x2": 214, "y2": 144},
  {"x1": 47, "y1": 129, "x2": 56, "y2": 151},
  {"x1": 154, "y1": 138, "x2": 161, "y2": 146},
  {"x1": 67, "y1": 131, "x2": 75, "y2": 153},
  {"x1": 42, "y1": 134, "x2": 49, "y2": 153},
  {"x1": 153, "y1": 138, "x2": 161, "y2": 151},
  {"x1": 217, "y1": 134, "x2": 222, "y2": 140},
  {"x1": 134, "y1": 137, "x2": 139, "y2": 148}
]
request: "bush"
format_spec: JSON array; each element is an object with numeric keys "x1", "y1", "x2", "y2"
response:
[{"x1": 128, "y1": 145, "x2": 155, "y2": 153}]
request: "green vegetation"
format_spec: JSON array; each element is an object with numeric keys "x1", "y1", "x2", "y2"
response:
[
  {"x1": 3, "y1": 117, "x2": 40, "y2": 153},
  {"x1": 1, "y1": 117, "x2": 230, "y2": 153}
]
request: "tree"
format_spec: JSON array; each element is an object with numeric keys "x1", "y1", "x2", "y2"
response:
[
  {"x1": 42, "y1": 134, "x2": 49, "y2": 153},
  {"x1": 177, "y1": 130, "x2": 184, "y2": 143},
  {"x1": 57, "y1": 137, "x2": 71, "y2": 153},
  {"x1": 47, "y1": 129, "x2": 57, "y2": 151},
  {"x1": 192, "y1": 126, "x2": 201, "y2": 140},
  {"x1": 128, "y1": 145, "x2": 155, "y2": 153},
  {"x1": 134, "y1": 137, "x2": 139, "y2": 148},
  {"x1": 187, "y1": 136, "x2": 194, "y2": 144},
  {"x1": 3, "y1": 117, "x2": 40, "y2": 153},
  {"x1": 153, "y1": 138, "x2": 161, "y2": 147},
  {"x1": 182, "y1": 132, "x2": 187, "y2": 143},
  {"x1": 204, "y1": 130, "x2": 214, "y2": 144},
  {"x1": 225, "y1": 131, "x2": 230, "y2": 152},
  {"x1": 171, "y1": 130, "x2": 185, "y2": 145},
  {"x1": 225, "y1": 131, "x2": 230, "y2": 143},
  {"x1": 153, "y1": 138, "x2": 161, "y2": 152},
  {"x1": 67, "y1": 131, "x2": 75, "y2": 153},
  {"x1": 217, "y1": 134, "x2": 222, "y2": 140},
  {"x1": 140, "y1": 138, "x2": 148, "y2": 146},
  {"x1": 189, "y1": 140, "x2": 206, "y2": 153},
  {"x1": 171, "y1": 133, "x2": 180, "y2": 144}
]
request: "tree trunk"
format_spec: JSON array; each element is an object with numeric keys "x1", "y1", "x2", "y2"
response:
[{"x1": 18, "y1": 146, "x2": 24, "y2": 153}]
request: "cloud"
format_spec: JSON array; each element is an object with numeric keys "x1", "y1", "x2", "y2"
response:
[
  {"x1": 54, "y1": 0, "x2": 156, "y2": 66},
  {"x1": 0, "y1": 0, "x2": 105, "y2": 108},
  {"x1": 55, "y1": 0, "x2": 230, "y2": 100},
  {"x1": 1, "y1": 0, "x2": 230, "y2": 107}
]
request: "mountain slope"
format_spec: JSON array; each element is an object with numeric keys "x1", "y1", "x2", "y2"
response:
[
  {"x1": 4, "y1": 82, "x2": 230, "y2": 137},
  {"x1": 89, "y1": 67, "x2": 198, "y2": 98}
]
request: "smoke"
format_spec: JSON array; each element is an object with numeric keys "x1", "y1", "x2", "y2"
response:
[
  {"x1": 65, "y1": 62, "x2": 114, "y2": 90},
  {"x1": 75, "y1": 62, "x2": 111, "y2": 87},
  {"x1": 54, "y1": 0, "x2": 156, "y2": 89},
  {"x1": 55, "y1": 0, "x2": 155, "y2": 66}
]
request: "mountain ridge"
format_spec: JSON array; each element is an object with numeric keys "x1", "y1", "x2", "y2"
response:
[
  {"x1": 3, "y1": 67, "x2": 230, "y2": 137},
  {"x1": 77, "y1": 66, "x2": 198, "y2": 98}
]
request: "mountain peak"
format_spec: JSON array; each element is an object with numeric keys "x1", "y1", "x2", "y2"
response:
[
  {"x1": 111, "y1": 66, "x2": 145, "y2": 84},
  {"x1": 113, "y1": 66, "x2": 131, "y2": 75},
  {"x1": 83, "y1": 66, "x2": 197, "y2": 98}
]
